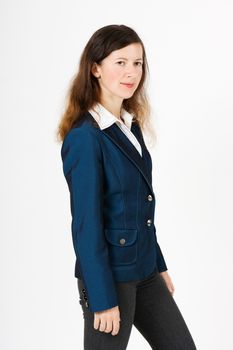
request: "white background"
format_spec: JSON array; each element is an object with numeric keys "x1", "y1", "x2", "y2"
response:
[{"x1": 1, "y1": 0, "x2": 233, "y2": 349}]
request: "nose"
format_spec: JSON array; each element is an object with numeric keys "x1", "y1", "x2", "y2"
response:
[{"x1": 125, "y1": 62, "x2": 139, "y2": 76}]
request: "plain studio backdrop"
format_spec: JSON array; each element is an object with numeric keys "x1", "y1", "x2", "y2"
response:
[{"x1": 1, "y1": 0, "x2": 233, "y2": 349}]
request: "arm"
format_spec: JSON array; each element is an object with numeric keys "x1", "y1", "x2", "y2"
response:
[
  {"x1": 156, "y1": 239, "x2": 175, "y2": 294},
  {"x1": 61, "y1": 126, "x2": 118, "y2": 312},
  {"x1": 156, "y1": 241, "x2": 168, "y2": 272},
  {"x1": 154, "y1": 226, "x2": 168, "y2": 272}
]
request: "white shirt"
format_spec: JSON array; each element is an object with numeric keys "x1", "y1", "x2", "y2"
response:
[{"x1": 88, "y1": 103, "x2": 142, "y2": 157}]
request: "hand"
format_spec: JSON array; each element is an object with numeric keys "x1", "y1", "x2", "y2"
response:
[
  {"x1": 94, "y1": 305, "x2": 121, "y2": 336},
  {"x1": 160, "y1": 270, "x2": 175, "y2": 296}
]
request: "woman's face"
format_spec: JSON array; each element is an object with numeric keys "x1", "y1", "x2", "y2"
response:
[{"x1": 92, "y1": 43, "x2": 143, "y2": 102}]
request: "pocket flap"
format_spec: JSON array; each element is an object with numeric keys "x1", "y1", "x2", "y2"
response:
[{"x1": 104, "y1": 228, "x2": 137, "y2": 247}]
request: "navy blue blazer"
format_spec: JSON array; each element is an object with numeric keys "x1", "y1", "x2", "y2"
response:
[{"x1": 61, "y1": 112, "x2": 168, "y2": 312}]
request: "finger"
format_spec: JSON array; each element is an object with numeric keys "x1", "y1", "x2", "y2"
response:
[
  {"x1": 171, "y1": 282, "x2": 175, "y2": 292},
  {"x1": 99, "y1": 318, "x2": 107, "y2": 332},
  {"x1": 93, "y1": 316, "x2": 101, "y2": 330},
  {"x1": 111, "y1": 318, "x2": 121, "y2": 336},
  {"x1": 104, "y1": 318, "x2": 113, "y2": 333},
  {"x1": 171, "y1": 285, "x2": 175, "y2": 295}
]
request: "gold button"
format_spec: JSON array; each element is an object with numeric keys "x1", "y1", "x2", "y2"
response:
[
  {"x1": 147, "y1": 194, "x2": 153, "y2": 201},
  {"x1": 119, "y1": 238, "x2": 126, "y2": 245}
]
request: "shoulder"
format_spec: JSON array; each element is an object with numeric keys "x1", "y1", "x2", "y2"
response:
[
  {"x1": 61, "y1": 112, "x2": 103, "y2": 169},
  {"x1": 62, "y1": 112, "x2": 101, "y2": 150}
]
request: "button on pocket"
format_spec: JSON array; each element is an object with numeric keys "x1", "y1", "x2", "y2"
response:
[
  {"x1": 119, "y1": 238, "x2": 126, "y2": 245},
  {"x1": 104, "y1": 228, "x2": 138, "y2": 266}
]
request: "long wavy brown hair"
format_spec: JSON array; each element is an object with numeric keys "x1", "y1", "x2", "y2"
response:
[{"x1": 56, "y1": 24, "x2": 156, "y2": 145}]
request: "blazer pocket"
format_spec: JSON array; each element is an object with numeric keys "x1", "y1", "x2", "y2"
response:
[{"x1": 104, "y1": 228, "x2": 138, "y2": 266}]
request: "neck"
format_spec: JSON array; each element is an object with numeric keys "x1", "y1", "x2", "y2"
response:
[{"x1": 99, "y1": 98, "x2": 123, "y2": 121}]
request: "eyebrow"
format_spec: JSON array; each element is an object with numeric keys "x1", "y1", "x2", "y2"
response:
[{"x1": 115, "y1": 57, "x2": 143, "y2": 61}]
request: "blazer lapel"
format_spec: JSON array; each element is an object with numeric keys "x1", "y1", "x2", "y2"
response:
[
  {"x1": 101, "y1": 122, "x2": 154, "y2": 195},
  {"x1": 130, "y1": 122, "x2": 153, "y2": 184}
]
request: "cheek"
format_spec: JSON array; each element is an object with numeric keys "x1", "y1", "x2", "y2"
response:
[
  {"x1": 137, "y1": 69, "x2": 143, "y2": 79},
  {"x1": 104, "y1": 66, "x2": 121, "y2": 83}
]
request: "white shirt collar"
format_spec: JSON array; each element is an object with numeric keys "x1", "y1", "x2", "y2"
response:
[{"x1": 88, "y1": 103, "x2": 134, "y2": 130}]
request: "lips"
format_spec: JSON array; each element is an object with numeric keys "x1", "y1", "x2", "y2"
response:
[{"x1": 121, "y1": 83, "x2": 134, "y2": 88}]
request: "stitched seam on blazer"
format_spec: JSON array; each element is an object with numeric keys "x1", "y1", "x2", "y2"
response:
[
  {"x1": 98, "y1": 142, "x2": 127, "y2": 229},
  {"x1": 135, "y1": 170, "x2": 141, "y2": 233}
]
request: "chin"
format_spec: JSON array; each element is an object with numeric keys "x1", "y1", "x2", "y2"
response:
[{"x1": 119, "y1": 91, "x2": 135, "y2": 98}]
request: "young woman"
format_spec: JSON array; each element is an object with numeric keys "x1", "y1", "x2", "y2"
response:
[{"x1": 57, "y1": 24, "x2": 197, "y2": 350}]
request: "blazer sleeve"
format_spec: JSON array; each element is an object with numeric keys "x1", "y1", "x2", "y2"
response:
[
  {"x1": 154, "y1": 227, "x2": 168, "y2": 272},
  {"x1": 156, "y1": 241, "x2": 168, "y2": 272},
  {"x1": 61, "y1": 126, "x2": 118, "y2": 312}
]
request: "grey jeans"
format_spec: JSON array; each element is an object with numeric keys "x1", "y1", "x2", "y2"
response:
[{"x1": 77, "y1": 270, "x2": 197, "y2": 349}]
